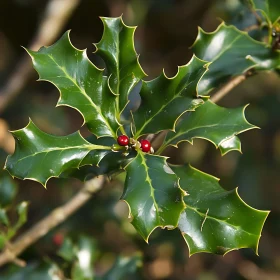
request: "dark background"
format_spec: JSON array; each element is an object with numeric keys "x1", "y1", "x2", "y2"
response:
[{"x1": 0, "y1": 0, "x2": 280, "y2": 279}]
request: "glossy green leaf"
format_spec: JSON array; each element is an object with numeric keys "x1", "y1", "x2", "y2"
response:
[
  {"x1": 4, "y1": 120, "x2": 111, "y2": 186},
  {"x1": 62, "y1": 151, "x2": 134, "y2": 181},
  {"x1": 122, "y1": 153, "x2": 185, "y2": 241},
  {"x1": 160, "y1": 101, "x2": 256, "y2": 155},
  {"x1": 0, "y1": 171, "x2": 18, "y2": 207},
  {"x1": 219, "y1": 135, "x2": 242, "y2": 155},
  {"x1": 193, "y1": 23, "x2": 280, "y2": 95},
  {"x1": 97, "y1": 254, "x2": 142, "y2": 280},
  {"x1": 61, "y1": 135, "x2": 135, "y2": 181},
  {"x1": 172, "y1": 165, "x2": 269, "y2": 255},
  {"x1": 95, "y1": 16, "x2": 146, "y2": 115},
  {"x1": 27, "y1": 32, "x2": 120, "y2": 138},
  {"x1": 133, "y1": 56, "x2": 207, "y2": 137},
  {"x1": 250, "y1": 0, "x2": 280, "y2": 24}
]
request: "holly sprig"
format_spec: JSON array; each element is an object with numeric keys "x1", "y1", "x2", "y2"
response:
[{"x1": 5, "y1": 16, "x2": 271, "y2": 255}]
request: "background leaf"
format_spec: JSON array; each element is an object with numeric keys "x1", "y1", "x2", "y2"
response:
[
  {"x1": 5, "y1": 120, "x2": 111, "y2": 186},
  {"x1": 193, "y1": 23, "x2": 280, "y2": 95},
  {"x1": 0, "y1": 234, "x2": 5, "y2": 251},
  {"x1": 71, "y1": 236, "x2": 97, "y2": 280},
  {"x1": 0, "y1": 201, "x2": 28, "y2": 249},
  {"x1": 122, "y1": 153, "x2": 185, "y2": 241},
  {"x1": 133, "y1": 56, "x2": 207, "y2": 137},
  {"x1": 7, "y1": 201, "x2": 29, "y2": 239},
  {"x1": 0, "y1": 208, "x2": 9, "y2": 226},
  {"x1": 57, "y1": 238, "x2": 76, "y2": 262},
  {"x1": 0, "y1": 171, "x2": 18, "y2": 207},
  {"x1": 161, "y1": 101, "x2": 256, "y2": 155},
  {"x1": 97, "y1": 254, "x2": 142, "y2": 280},
  {"x1": 2, "y1": 262, "x2": 63, "y2": 280},
  {"x1": 172, "y1": 165, "x2": 269, "y2": 255}
]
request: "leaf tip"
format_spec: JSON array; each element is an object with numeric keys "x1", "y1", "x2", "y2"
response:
[
  {"x1": 243, "y1": 104, "x2": 260, "y2": 130},
  {"x1": 234, "y1": 187, "x2": 270, "y2": 255},
  {"x1": 25, "y1": 176, "x2": 48, "y2": 189}
]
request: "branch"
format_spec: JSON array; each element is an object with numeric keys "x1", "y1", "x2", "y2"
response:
[
  {"x1": 0, "y1": 119, "x2": 14, "y2": 154},
  {"x1": 0, "y1": 0, "x2": 81, "y2": 113},
  {"x1": 210, "y1": 74, "x2": 246, "y2": 103},
  {"x1": 0, "y1": 176, "x2": 105, "y2": 267}
]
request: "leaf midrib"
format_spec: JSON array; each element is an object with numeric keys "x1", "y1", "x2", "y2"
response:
[
  {"x1": 135, "y1": 73, "x2": 196, "y2": 137},
  {"x1": 14, "y1": 144, "x2": 108, "y2": 164},
  {"x1": 203, "y1": 32, "x2": 242, "y2": 62},
  {"x1": 185, "y1": 204, "x2": 259, "y2": 237},
  {"x1": 140, "y1": 153, "x2": 161, "y2": 224}
]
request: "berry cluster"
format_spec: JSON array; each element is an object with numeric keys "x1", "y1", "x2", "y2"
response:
[{"x1": 117, "y1": 135, "x2": 153, "y2": 153}]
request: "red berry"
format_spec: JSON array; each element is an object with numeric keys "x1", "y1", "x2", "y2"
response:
[
  {"x1": 117, "y1": 135, "x2": 129, "y2": 146},
  {"x1": 53, "y1": 233, "x2": 64, "y2": 246},
  {"x1": 140, "y1": 139, "x2": 151, "y2": 153}
]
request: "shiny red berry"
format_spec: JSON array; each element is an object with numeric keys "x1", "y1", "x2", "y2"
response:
[
  {"x1": 140, "y1": 139, "x2": 151, "y2": 153},
  {"x1": 117, "y1": 135, "x2": 129, "y2": 146},
  {"x1": 53, "y1": 233, "x2": 64, "y2": 246}
]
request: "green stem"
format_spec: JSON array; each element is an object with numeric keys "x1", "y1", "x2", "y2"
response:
[
  {"x1": 111, "y1": 144, "x2": 127, "y2": 152},
  {"x1": 119, "y1": 124, "x2": 126, "y2": 135},
  {"x1": 89, "y1": 145, "x2": 112, "y2": 150}
]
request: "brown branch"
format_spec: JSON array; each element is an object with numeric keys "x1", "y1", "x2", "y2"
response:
[
  {"x1": 238, "y1": 260, "x2": 280, "y2": 280},
  {"x1": 0, "y1": 0, "x2": 81, "y2": 113},
  {"x1": 210, "y1": 75, "x2": 246, "y2": 103},
  {"x1": 0, "y1": 176, "x2": 105, "y2": 267}
]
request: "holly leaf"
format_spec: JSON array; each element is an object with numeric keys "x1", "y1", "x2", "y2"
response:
[
  {"x1": 60, "y1": 136, "x2": 135, "y2": 181},
  {"x1": 27, "y1": 32, "x2": 119, "y2": 138},
  {"x1": 250, "y1": 0, "x2": 280, "y2": 25},
  {"x1": 160, "y1": 101, "x2": 256, "y2": 155},
  {"x1": 61, "y1": 152, "x2": 134, "y2": 181},
  {"x1": 219, "y1": 135, "x2": 242, "y2": 155},
  {"x1": 4, "y1": 120, "x2": 111, "y2": 186},
  {"x1": 122, "y1": 153, "x2": 185, "y2": 241},
  {"x1": 133, "y1": 56, "x2": 207, "y2": 137},
  {"x1": 95, "y1": 16, "x2": 146, "y2": 115},
  {"x1": 172, "y1": 165, "x2": 269, "y2": 255},
  {"x1": 193, "y1": 23, "x2": 280, "y2": 95}
]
